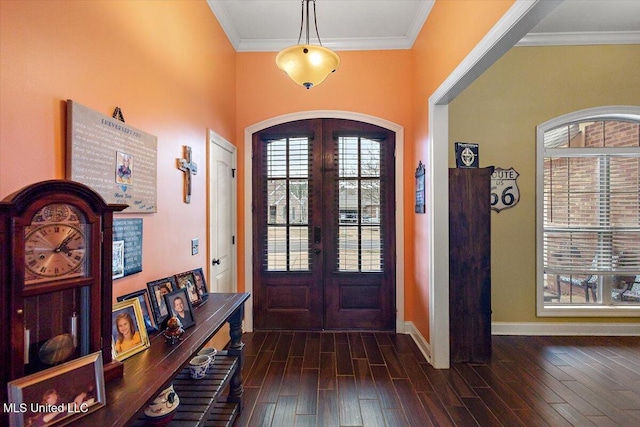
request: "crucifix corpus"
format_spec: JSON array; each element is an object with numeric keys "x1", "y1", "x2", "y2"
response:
[{"x1": 177, "y1": 145, "x2": 197, "y2": 203}]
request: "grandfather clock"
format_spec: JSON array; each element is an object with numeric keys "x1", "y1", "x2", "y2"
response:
[{"x1": 0, "y1": 180, "x2": 127, "y2": 406}]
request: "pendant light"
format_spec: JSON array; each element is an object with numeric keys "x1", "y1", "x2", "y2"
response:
[{"x1": 276, "y1": 0, "x2": 340, "y2": 89}]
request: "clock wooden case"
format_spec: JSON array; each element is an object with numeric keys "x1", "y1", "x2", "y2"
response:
[{"x1": 0, "y1": 180, "x2": 127, "y2": 404}]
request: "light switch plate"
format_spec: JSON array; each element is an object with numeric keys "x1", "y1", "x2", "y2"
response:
[{"x1": 191, "y1": 238, "x2": 199, "y2": 255}]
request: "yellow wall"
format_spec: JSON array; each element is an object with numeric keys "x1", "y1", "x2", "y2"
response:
[
  {"x1": 0, "y1": 0, "x2": 236, "y2": 300},
  {"x1": 449, "y1": 45, "x2": 640, "y2": 324}
]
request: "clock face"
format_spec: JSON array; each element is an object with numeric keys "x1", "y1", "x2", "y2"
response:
[
  {"x1": 25, "y1": 223, "x2": 87, "y2": 278},
  {"x1": 24, "y1": 203, "x2": 90, "y2": 285}
]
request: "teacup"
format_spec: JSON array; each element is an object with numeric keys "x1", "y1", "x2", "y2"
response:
[
  {"x1": 188, "y1": 355, "x2": 210, "y2": 379},
  {"x1": 197, "y1": 347, "x2": 217, "y2": 359},
  {"x1": 197, "y1": 347, "x2": 217, "y2": 372}
]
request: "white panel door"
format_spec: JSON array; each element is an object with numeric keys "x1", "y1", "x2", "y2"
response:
[{"x1": 208, "y1": 129, "x2": 237, "y2": 293}]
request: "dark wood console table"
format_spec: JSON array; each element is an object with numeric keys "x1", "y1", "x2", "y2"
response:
[{"x1": 75, "y1": 292, "x2": 250, "y2": 426}]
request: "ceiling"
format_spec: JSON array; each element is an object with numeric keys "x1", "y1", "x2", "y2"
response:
[{"x1": 207, "y1": 0, "x2": 640, "y2": 52}]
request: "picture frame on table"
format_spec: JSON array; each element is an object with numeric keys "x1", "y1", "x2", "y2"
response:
[
  {"x1": 175, "y1": 270, "x2": 202, "y2": 306},
  {"x1": 111, "y1": 298, "x2": 150, "y2": 362},
  {"x1": 147, "y1": 276, "x2": 178, "y2": 327},
  {"x1": 164, "y1": 288, "x2": 196, "y2": 329},
  {"x1": 117, "y1": 288, "x2": 157, "y2": 333},
  {"x1": 191, "y1": 267, "x2": 209, "y2": 302},
  {"x1": 7, "y1": 352, "x2": 106, "y2": 427}
]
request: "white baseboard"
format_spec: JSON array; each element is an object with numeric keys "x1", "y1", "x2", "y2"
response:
[
  {"x1": 404, "y1": 322, "x2": 432, "y2": 363},
  {"x1": 404, "y1": 322, "x2": 638, "y2": 365},
  {"x1": 492, "y1": 321, "x2": 640, "y2": 336}
]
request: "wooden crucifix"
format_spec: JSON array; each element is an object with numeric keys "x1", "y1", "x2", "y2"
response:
[{"x1": 177, "y1": 145, "x2": 197, "y2": 203}]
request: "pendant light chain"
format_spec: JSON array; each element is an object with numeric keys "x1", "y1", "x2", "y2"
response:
[
  {"x1": 312, "y1": 0, "x2": 323, "y2": 46},
  {"x1": 295, "y1": 0, "x2": 324, "y2": 47},
  {"x1": 296, "y1": 0, "x2": 304, "y2": 45}
]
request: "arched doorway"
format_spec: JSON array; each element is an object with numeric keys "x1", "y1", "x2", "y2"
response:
[
  {"x1": 243, "y1": 111, "x2": 405, "y2": 332},
  {"x1": 252, "y1": 118, "x2": 396, "y2": 330}
]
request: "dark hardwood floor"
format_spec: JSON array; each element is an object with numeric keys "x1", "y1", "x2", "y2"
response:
[{"x1": 233, "y1": 332, "x2": 640, "y2": 427}]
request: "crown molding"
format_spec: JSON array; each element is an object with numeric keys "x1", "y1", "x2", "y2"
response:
[
  {"x1": 517, "y1": 31, "x2": 640, "y2": 46},
  {"x1": 237, "y1": 36, "x2": 414, "y2": 52},
  {"x1": 207, "y1": 0, "x2": 241, "y2": 50},
  {"x1": 209, "y1": 0, "x2": 434, "y2": 53}
]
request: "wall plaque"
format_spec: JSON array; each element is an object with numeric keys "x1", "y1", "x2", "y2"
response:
[
  {"x1": 455, "y1": 142, "x2": 479, "y2": 168},
  {"x1": 490, "y1": 167, "x2": 520, "y2": 212},
  {"x1": 66, "y1": 100, "x2": 157, "y2": 213},
  {"x1": 113, "y1": 218, "x2": 143, "y2": 279}
]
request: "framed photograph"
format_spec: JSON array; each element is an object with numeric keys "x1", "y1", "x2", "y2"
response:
[
  {"x1": 117, "y1": 288, "x2": 157, "y2": 333},
  {"x1": 7, "y1": 351, "x2": 106, "y2": 427},
  {"x1": 164, "y1": 288, "x2": 195, "y2": 329},
  {"x1": 112, "y1": 239, "x2": 125, "y2": 279},
  {"x1": 111, "y1": 298, "x2": 150, "y2": 361},
  {"x1": 192, "y1": 267, "x2": 209, "y2": 301},
  {"x1": 147, "y1": 276, "x2": 178, "y2": 326},
  {"x1": 175, "y1": 270, "x2": 202, "y2": 306}
]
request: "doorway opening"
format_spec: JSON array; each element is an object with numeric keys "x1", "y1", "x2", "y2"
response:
[{"x1": 252, "y1": 118, "x2": 396, "y2": 330}]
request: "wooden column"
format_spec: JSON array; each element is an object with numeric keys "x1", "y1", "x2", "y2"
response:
[{"x1": 449, "y1": 168, "x2": 492, "y2": 362}]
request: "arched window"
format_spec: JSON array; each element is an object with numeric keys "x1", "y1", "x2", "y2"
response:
[{"x1": 537, "y1": 106, "x2": 640, "y2": 316}]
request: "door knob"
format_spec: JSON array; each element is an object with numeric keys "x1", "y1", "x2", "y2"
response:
[
  {"x1": 212, "y1": 258, "x2": 221, "y2": 265},
  {"x1": 314, "y1": 248, "x2": 321, "y2": 254}
]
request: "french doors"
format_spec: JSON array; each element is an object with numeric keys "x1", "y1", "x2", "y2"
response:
[{"x1": 252, "y1": 119, "x2": 396, "y2": 330}]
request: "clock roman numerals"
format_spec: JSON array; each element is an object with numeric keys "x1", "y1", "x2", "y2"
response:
[{"x1": 24, "y1": 223, "x2": 88, "y2": 280}]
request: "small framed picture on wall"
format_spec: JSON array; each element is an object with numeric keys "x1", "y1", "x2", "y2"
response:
[{"x1": 415, "y1": 160, "x2": 425, "y2": 214}]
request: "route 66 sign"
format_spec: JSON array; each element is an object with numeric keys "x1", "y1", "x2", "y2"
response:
[{"x1": 491, "y1": 167, "x2": 520, "y2": 212}]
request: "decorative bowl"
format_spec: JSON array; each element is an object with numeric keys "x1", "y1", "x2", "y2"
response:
[{"x1": 144, "y1": 384, "x2": 179, "y2": 426}]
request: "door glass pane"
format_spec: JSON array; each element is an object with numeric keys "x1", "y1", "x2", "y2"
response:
[
  {"x1": 267, "y1": 226, "x2": 287, "y2": 270},
  {"x1": 339, "y1": 180, "x2": 358, "y2": 224},
  {"x1": 339, "y1": 226, "x2": 359, "y2": 270},
  {"x1": 268, "y1": 180, "x2": 286, "y2": 224},
  {"x1": 289, "y1": 180, "x2": 308, "y2": 224},
  {"x1": 290, "y1": 226, "x2": 309, "y2": 271},
  {"x1": 289, "y1": 137, "x2": 309, "y2": 178},
  {"x1": 339, "y1": 137, "x2": 359, "y2": 177},
  {"x1": 267, "y1": 139, "x2": 287, "y2": 178},
  {"x1": 361, "y1": 139, "x2": 380, "y2": 177},
  {"x1": 361, "y1": 179, "x2": 380, "y2": 225},
  {"x1": 361, "y1": 226, "x2": 382, "y2": 271}
]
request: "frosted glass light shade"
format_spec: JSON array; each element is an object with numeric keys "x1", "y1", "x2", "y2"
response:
[{"x1": 276, "y1": 44, "x2": 340, "y2": 89}]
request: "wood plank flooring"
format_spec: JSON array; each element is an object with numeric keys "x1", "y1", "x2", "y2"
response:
[{"x1": 233, "y1": 332, "x2": 640, "y2": 427}]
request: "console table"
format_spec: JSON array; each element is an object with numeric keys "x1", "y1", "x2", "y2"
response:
[{"x1": 75, "y1": 292, "x2": 250, "y2": 426}]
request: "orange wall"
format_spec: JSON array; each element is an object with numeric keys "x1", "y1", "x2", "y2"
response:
[
  {"x1": 410, "y1": 0, "x2": 516, "y2": 338},
  {"x1": 1, "y1": 0, "x2": 518, "y2": 344},
  {"x1": 0, "y1": 1, "x2": 236, "y2": 300}
]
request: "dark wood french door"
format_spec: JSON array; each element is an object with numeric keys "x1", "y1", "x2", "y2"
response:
[{"x1": 253, "y1": 119, "x2": 396, "y2": 330}]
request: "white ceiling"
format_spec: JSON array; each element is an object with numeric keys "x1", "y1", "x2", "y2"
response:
[{"x1": 207, "y1": 0, "x2": 640, "y2": 52}]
